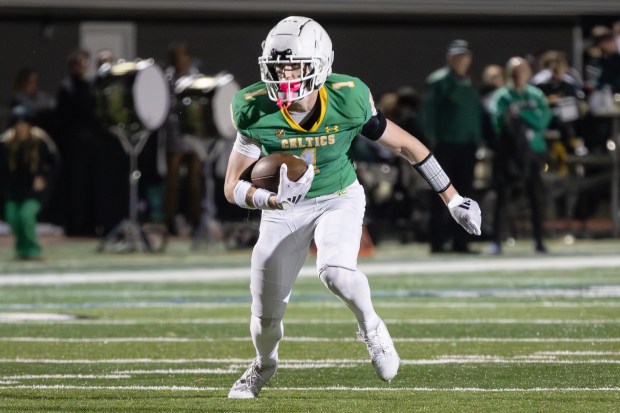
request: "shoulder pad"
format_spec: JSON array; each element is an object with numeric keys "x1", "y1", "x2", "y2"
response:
[{"x1": 232, "y1": 82, "x2": 275, "y2": 132}]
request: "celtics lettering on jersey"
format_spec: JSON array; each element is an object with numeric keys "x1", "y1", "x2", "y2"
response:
[
  {"x1": 280, "y1": 133, "x2": 336, "y2": 151},
  {"x1": 232, "y1": 74, "x2": 373, "y2": 198}
]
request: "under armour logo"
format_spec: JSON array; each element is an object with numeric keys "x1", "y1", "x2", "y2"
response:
[
  {"x1": 287, "y1": 195, "x2": 302, "y2": 204},
  {"x1": 325, "y1": 125, "x2": 339, "y2": 133},
  {"x1": 458, "y1": 200, "x2": 471, "y2": 210}
]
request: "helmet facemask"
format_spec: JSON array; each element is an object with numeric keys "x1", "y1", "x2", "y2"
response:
[{"x1": 259, "y1": 50, "x2": 327, "y2": 109}]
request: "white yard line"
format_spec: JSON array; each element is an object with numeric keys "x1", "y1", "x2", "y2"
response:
[
  {"x1": 1, "y1": 357, "x2": 619, "y2": 366},
  {"x1": 111, "y1": 369, "x2": 236, "y2": 374},
  {"x1": 0, "y1": 358, "x2": 251, "y2": 364},
  {"x1": 371, "y1": 301, "x2": 620, "y2": 308},
  {"x1": 0, "y1": 313, "x2": 80, "y2": 322},
  {"x1": 0, "y1": 384, "x2": 618, "y2": 392},
  {"x1": 536, "y1": 351, "x2": 620, "y2": 356},
  {"x1": 0, "y1": 337, "x2": 213, "y2": 343},
  {"x1": 399, "y1": 359, "x2": 620, "y2": 365},
  {"x1": 2, "y1": 374, "x2": 130, "y2": 380},
  {"x1": 1, "y1": 255, "x2": 620, "y2": 285},
  {"x1": 4, "y1": 301, "x2": 620, "y2": 311},
  {"x1": 2, "y1": 317, "x2": 617, "y2": 325},
  {"x1": 1, "y1": 336, "x2": 620, "y2": 343}
]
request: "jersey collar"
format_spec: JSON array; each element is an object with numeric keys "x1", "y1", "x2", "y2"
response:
[{"x1": 280, "y1": 87, "x2": 327, "y2": 133}]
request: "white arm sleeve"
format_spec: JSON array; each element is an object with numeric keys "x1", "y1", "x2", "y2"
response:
[{"x1": 233, "y1": 132, "x2": 262, "y2": 158}]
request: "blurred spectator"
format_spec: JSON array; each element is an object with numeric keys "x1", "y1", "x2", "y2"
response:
[
  {"x1": 481, "y1": 65, "x2": 505, "y2": 107},
  {"x1": 420, "y1": 39, "x2": 482, "y2": 253},
  {"x1": 395, "y1": 86, "x2": 426, "y2": 146},
  {"x1": 163, "y1": 42, "x2": 205, "y2": 235},
  {"x1": 9, "y1": 68, "x2": 56, "y2": 132},
  {"x1": 393, "y1": 86, "x2": 430, "y2": 241},
  {"x1": 533, "y1": 50, "x2": 583, "y2": 90},
  {"x1": 377, "y1": 92, "x2": 399, "y2": 121},
  {"x1": 0, "y1": 106, "x2": 59, "y2": 259},
  {"x1": 55, "y1": 49, "x2": 100, "y2": 236},
  {"x1": 585, "y1": 26, "x2": 620, "y2": 93},
  {"x1": 532, "y1": 51, "x2": 586, "y2": 158},
  {"x1": 480, "y1": 64, "x2": 506, "y2": 149},
  {"x1": 490, "y1": 57, "x2": 552, "y2": 254},
  {"x1": 584, "y1": 26, "x2": 620, "y2": 152}
]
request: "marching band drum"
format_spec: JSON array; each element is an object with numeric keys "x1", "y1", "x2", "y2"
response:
[
  {"x1": 173, "y1": 72, "x2": 239, "y2": 140},
  {"x1": 95, "y1": 59, "x2": 170, "y2": 135},
  {"x1": 95, "y1": 59, "x2": 240, "y2": 251},
  {"x1": 95, "y1": 59, "x2": 171, "y2": 253},
  {"x1": 172, "y1": 73, "x2": 241, "y2": 249}
]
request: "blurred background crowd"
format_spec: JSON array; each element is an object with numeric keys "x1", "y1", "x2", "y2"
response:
[{"x1": 1, "y1": 4, "x2": 619, "y2": 258}]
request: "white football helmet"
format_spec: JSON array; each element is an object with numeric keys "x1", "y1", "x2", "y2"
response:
[{"x1": 259, "y1": 16, "x2": 334, "y2": 108}]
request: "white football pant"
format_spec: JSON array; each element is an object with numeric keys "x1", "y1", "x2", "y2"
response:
[{"x1": 249, "y1": 180, "x2": 381, "y2": 367}]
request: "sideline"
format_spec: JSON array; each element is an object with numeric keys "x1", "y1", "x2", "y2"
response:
[
  {"x1": 0, "y1": 384, "x2": 618, "y2": 392},
  {"x1": 1, "y1": 255, "x2": 620, "y2": 285}
]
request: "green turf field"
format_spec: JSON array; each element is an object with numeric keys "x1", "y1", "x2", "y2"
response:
[{"x1": 0, "y1": 239, "x2": 619, "y2": 412}]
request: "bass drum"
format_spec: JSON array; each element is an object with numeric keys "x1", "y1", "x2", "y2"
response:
[
  {"x1": 95, "y1": 59, "x2": 170, "y2": 132},
  {"x1": 174, "y1": 72, "x2": 240, "y2": 139}
]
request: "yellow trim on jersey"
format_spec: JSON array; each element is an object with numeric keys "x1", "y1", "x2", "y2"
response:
[
  {"x1": 244, "y1": 88, "x2": 267, "y2": 101},
  {"x1": 280, "y1": 87, "x2": 328, "y2": 133}
]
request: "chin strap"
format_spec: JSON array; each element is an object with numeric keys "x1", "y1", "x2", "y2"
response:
[{"x1": 276, "y1": 98, "x2": 292, "y2": 109}]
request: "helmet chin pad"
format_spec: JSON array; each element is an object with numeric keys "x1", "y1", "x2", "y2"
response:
[{"x1": 279, "y1": 82, "x2": 302, "y2": 93}]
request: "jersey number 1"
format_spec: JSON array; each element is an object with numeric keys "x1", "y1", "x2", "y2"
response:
[{"x1": 300, "y1": 149, "x2": 319, "y2": 173}]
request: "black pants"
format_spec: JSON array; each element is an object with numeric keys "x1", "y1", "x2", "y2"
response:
[
  {"x1": 492, "y1": 157, "x2": 545, "y2": 248},
  {"x1": 429, "y1": 142, "x2": 477, "y2": 252}
]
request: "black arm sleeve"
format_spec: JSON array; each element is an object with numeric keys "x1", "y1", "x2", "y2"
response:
[{"x1": 360, "y1": 109, "x2": 387, "y2": 141}]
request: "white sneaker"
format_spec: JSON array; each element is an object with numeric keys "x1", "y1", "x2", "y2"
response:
[
  {"x1": 227, "y1": 358, "x2": 277, "y2": 399},
  {"x1": 357, "y1": 319, "x2": 400, "y2": 382}
]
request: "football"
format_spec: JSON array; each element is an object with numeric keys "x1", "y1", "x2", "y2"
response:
[{"x1": 251, "y1": 153, "x2": 309, "y2": 193}]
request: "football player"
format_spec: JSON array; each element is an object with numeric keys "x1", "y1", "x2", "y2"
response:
[{"x1": 224, "y1": 16, "x2": 482, "y2": 398}]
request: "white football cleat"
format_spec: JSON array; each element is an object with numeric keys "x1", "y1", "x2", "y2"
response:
[
  {"x1": 357, "y1": 319, "x2": 400, "y2": 382},
  {"x1": 227, "y1": 358, "x2": 277, "y2": 399}
]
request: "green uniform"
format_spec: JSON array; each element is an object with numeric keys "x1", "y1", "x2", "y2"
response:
[
  {"x1": 232, "y1": 73, "x2": 373, "y2": 198},
  {"x1": 491, "y1": 85, "x2": 552, "y2": 154},
  {"x1": 420, "y1": 67, "x2": 482, "y2": 145}
]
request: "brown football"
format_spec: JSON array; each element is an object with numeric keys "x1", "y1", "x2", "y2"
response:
[{"x1": 251, "y1": 153, "x2": 309, "y2": 193}]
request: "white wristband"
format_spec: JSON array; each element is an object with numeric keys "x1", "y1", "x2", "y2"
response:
[
  {"x1": 414, "y1": 153, "x2": 451, "y2": 193},
  {"x1": 252, "y1": 188, "x2": 275, "y2": 210},
  {"x1": 233, "y1": 180, "x2": 255, "y2": 209},
  {"x1": 447, "y1": 194, "x2": 464, "y2": 208}
]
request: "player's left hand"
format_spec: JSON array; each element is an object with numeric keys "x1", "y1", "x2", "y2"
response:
[
  {"x1": 448, "y1": 194, "x2": 482, "y2": 235},
  {"x1": 275, "y1": 163, "x2": 315, "y2": 209}
]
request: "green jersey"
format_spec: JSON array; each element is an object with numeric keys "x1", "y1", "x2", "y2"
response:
[
  {"x1": 232, "y1": 73, "x2": 374, "y2": 198},
  {"x1": 491, "y1": 84, "x2": 552, "y2": 154}
]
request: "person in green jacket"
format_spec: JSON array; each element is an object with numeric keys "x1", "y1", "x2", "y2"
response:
[
  {"x1": 421, "y1": 39, "x2": 483, "y2": 253},
  {"x1": 490, "y1": 57, "x2": 552, "y2": 254}
]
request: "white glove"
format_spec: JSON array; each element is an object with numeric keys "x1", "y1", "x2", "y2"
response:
[
  {"x1": 448, "y1": 194, "x2": 482, "y2": 236},
  {"x1": 275, "y1": 163, "x2": 315, "y2": 209}
]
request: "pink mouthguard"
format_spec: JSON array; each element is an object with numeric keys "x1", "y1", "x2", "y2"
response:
[
  {"x1": 279, "y1": 82, "x2": 302, "y2": 93},
  {"x1": 276, "y1": 82, "x2": 302, "y2": 109}
]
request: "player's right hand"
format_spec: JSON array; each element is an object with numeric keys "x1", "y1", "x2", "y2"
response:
[{"x1": 275, "y1": 163, "x2": 314, "y2": 209}]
